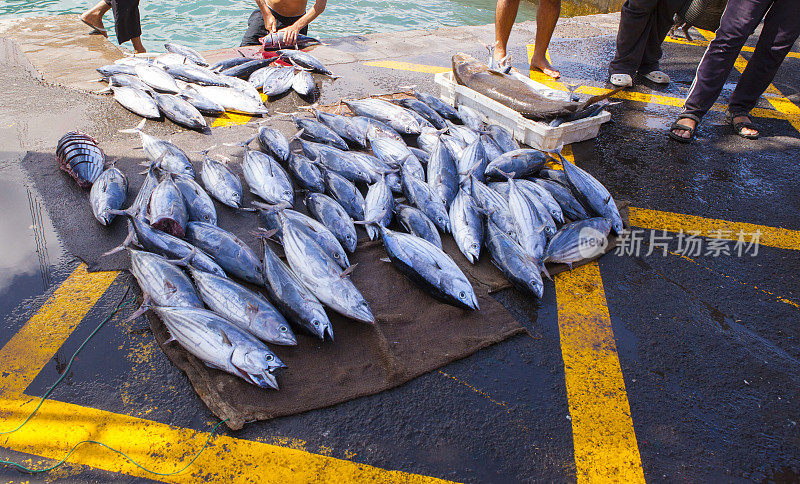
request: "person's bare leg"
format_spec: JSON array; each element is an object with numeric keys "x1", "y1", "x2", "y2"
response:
[
  {"x1": 531, "y1": 0, "x2": 561, "y2": 78},
  {"x1": 80, "y1": 1, "x2": 110, "y2": 37},
  {"x1": 130, "y1": 37, "x2": 146, "y2": 54},
  {"x1": 494, "y1": 0, "x2": 521, "y2": 64}
]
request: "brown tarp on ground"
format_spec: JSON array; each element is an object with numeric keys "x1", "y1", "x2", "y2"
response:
[{"x1": 149, "y1": 205, "x2": 629, "y2": 430}]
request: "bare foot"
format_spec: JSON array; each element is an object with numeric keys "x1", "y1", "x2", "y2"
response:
[
  {"x1": 80, "y1": 11, "x2": 108, "y2": 38},
  {"x1": 733, "y1": 115, "x2": 758, "y2": 137},
  {"x1": 531, "y1": 56, "x2": 560, "y2": 79},
  {"x1": 671, "y1": 118, "x2": 697, "y2": 139}
]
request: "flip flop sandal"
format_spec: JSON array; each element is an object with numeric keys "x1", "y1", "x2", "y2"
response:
[
  {"x1": 668, "y1": 113, "x2": 700, "y2": 143},
  {"x1": 609, "y1": 73, "x2": 633, "y2": 87},
  {"x1": 642, "y1": 70, "x2": 670, "y2": 84},
  {"x1": 726, "y1": 113, "x2": 759, "y2": 139},
  {"x1": 81, "y1": 17, "x2": 108, "y2": 37}
]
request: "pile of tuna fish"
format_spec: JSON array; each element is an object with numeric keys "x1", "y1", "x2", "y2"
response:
[
  {"x1": 60, "y1": 88, "x2": 622, "y2": 391},
  {"x1": 95, "y1": 43, "x2": 335, "y2": 131}
]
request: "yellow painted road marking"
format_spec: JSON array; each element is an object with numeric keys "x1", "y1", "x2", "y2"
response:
[
  {"x1": 555, "y1": 263, "x2": 645, "y2": 483},
  {"x1": 0, "y1": 395, "x2": 451, "y2": 483},
  {"x1": 629, "y1": 207, "x2": 800, "y2": 251},
  {"x1": 665, "y1": 36, "x2": 800, "y2": 59},
  {"x1": 365, "y1": 60, "x2": 451, "y2": 74},
  {"x1": 0, "y1": 264, "x2": 117, "y2": 395}
]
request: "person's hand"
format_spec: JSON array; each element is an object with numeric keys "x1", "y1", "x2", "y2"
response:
[
  {"x1": 277, "y1": 24, "x2": 301, "y2": 46},
  {"x1": 264, "y1": 14, "x2": 277, "y2": 33}
]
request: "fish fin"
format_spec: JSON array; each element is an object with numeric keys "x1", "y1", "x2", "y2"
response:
[
  {"x1": 380, "y1": 257, "x2": 391, "y2": 263},
  {"x1": 245, "y1": 302, "x2": 259, "y2": 321},
  {"x1": 219, "y1": 329, "x2": 233, "y2": 346},
  {"x1": 125, "y1": 293, "x2": 152, "y2": 322},
  {"x1": 169, "y1": 247, "x2": 197, "y2": 267},
  {"x1": 103, "y1": 223, "x2": 137, "y2": 256},
  {"x1": 119, "y1": 119, "x2": 147, "y2": 135},
  {"x1": 339, "y1": 263, "x2": 358, "y2": 278},
  {"x1": 251, "y1": 227, "x2": 280, "y2": 242},
  {"x1": 93, "y1": 79, "x2": 114, "y2": 94},
  {"x1": 164, "y1": 279, "x2": 177, "y2": 295},
  {"x1": 577, "y1": 86, "x2": 624, "y2": 112},
  {"x1": 252, "y1": 200, "x2": 290, "y2": 212},
  {"x1": 164, "y1": 332, "x2": 177, "y2": 345}
]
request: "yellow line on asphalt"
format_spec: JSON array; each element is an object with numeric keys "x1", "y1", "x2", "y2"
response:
[
  {"x1": 364, "y1": 60, "x2": 451, "y2": 74},
  {"x1": 0, "y1": 264, "x2": 118, "y2": 395},
  {"x1": 554, "y1": 262, "x2": 645, "y2": 483},
  {"x1": 667, "y1": 31, "x2": 800, "y2": 59},
  {"x1": 628, "y1": 207, "x2": 800, "y2": 251},
  {"x1": 0, "y1": 394, "x2": 451, "y2": 483}
]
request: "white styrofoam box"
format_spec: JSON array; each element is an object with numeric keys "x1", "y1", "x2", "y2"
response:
[{"x1": 435, "y1": 71, "x2": 610, "y2": 151}]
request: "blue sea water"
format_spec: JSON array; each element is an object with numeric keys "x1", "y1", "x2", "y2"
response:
[{"x1": 0, "y1": 0, "x2": 540, "y2": 52}]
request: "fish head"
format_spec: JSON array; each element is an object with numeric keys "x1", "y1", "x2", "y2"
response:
[
  {"x1": 447, "y1": 278, "x2": 480, "y2": 310},
  {"x1": 273, "y1": 322, "x2": 297, "y2": 346},
  {"x1": 230, "y1": 346, "x2": 286, "y2": 389},
  {"x1": 343, "y1": 232, "x2": 357, "y2": 253},
  {"x1": 309, "y1": 312, "x2": 334, "y2": 340}
]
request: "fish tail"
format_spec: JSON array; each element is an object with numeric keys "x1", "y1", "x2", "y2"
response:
[
  {"x1": 577, "y1": 86, "x2": 624, "y2": 112},
  {"x1": 103, "y1": 220, "x2": 137, "y2": 256},
  {"x1": 119, "y1": 119, "x2": 147, "y2": 134}
]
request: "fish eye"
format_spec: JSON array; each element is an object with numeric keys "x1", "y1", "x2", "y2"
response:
[
  {"x1": 334, "y1": 253, "x2": 340, "y2": 259},
  {"x1": 312, "y1": 320, "x2": 320, "y2": 326},
  {"x1": 280, "y1": 325, "x2": 288, "y2": 332},
  {"x1": 265, "y1": 354, "x2": 274, "y2": 362},
  {"x1": 459, "y1": 291, "x2": 466, "y2": 299}
]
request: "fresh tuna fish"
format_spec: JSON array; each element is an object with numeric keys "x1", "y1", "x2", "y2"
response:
[
  {"x1": 351, "y1": 116, "x2": 404, "y2": 143},
  {"x1": 282, "y1": 222, "x2": 374, "y2": 323},
  {"x1": 306, "y1": 192, "x2": 357, "y2": 253},
  {"x1": 135, "y1": 63, "x2": 180, "y2": 93},
  {"x1": 174, "y1": 175, "x2": 217, "y2": 225},
  {"x1": 457, "y1": 138, "x2": 488, "y2": 184},
  {"x1": 324, "y1": 168, "x2": 365, "y2": 220},
  {"x1": 111, "y1": 216, "x2": 225, "y2": 277},
  {"x1": 301, "y1": 141, "x2": 371, "y2": 184},
  {"x1": 544, "y1": 218, "x2": 611, "y2": 267},
  {"x1": 128, "y1": 249, "x2": 202, "y2": 308},
  {"x1": 344, "y1": 98, "x2": 421, "y2": 135},
  {"x1": 288, "y1": 153, "x2": 325, "y2": 192},
  {"x1": 427, "y1": 139, "x2": 459, "y2": 208},
  {"x1": 402, "y1": 165, "x2": 450, "y2": 233},
  {"x1": 242, "y1": 149, "x2": 294, "y2": 206},
  {"x1": 154, "y1": 52, "x2": 195, "y2": 69},
  {"x1": 89, "y1": 166, "x2": 127, "y2": 225},
  {"x1": 106, "y1": 73, "x2": 151, "y2": 92},
  {"x1": 164, "y1": 42, "x2": 209, "y2": 66},
  {"x1": 379, "y1": 227, "x2": 478, "y2": 309},
  {"x1": 153, "y1": 306, "x2": 285, "y2": 389},
  {"x1": 370, "y1": 137, "x2": 419, "y2": 173},
  {"x1": 362, "y1": 176, "x2": 394, "y2": 240},
  {"x1": 537, "y1": 168, "x2": 569, "y2": 186},
  {"x1": 149, "y1": 176, "x2": 188, "y2": 237},
  {"x1": 292, "y1": 70, "x2": 317, "y2": 98},
  {"x1": 221, "y1": 58, "x2": 275, "y2": 78},
  {"x1": 395, "y1": 98, "x2": 447, "y2": 129},
  {"x1": 348, "y1": 151, "x2": 392, "y2": 183},
  {"x1": 262, "y1": 66, "x2": 295, "y2": 97},
  {"x1": 110, "y1": 86, "x2": 161, "y2": 119},
  {"x1": 185, "y1": 222, "x2": 263, "y2": 284},
  {"x1": 210, "y1": 57, "x2": 253, "y2": 72},
  {"x1": 449, "y1": 188, "x2": 483, "y2": 264},
  {"x1": 192, "y1": 85, "x2": 268, "y2": 115},
  {"x1": 315, "y1": 110, "x2": 366, "y2": 148},
  {"x1": 487, "y1": 125, "x2": 519, "y2": 153},
  {"x1": 457, "y1": 105, "x2": 485, "y2": 130},
  {"x1": 260, "y1": 242, "x2": 333, "y2": 340},
  {"x1": 190, "y1": 267, "x2": 296, "y2": 346},
  {"x1": 152, "y1": 93, "x2": 208, "y2": 131},
  {"x1": 56, "y1": 132, "x2": 105, "y2": 189},
  {"x1": 559, "y1": 155, "x2": 623, "y2": 234},
  {"x1": 220, "y1": 74, "x2": 264, "y2": 103},
  {"x1": 277, "y1": 49, "x2": 335, "y2": 76},
  {"x1": 257, "y1": 205, "x2": 350, "y2": 269},
  {"x1": 120, "y1": 121, "x2": 195, "y2": 177},
  {"x1": 493, "y1": 179, "x2": 564, "y2": 225},
  {"x1": 166, "y1": 64, "x2": 226, "y2": 86},
  {"x1": 201, "y1": 153, "x2": 244, "y2": 208},
  {"x1": 469, "y1": 177, "x2": 517, "y2": 239},
  {"x1": 97, "y1": 63, "x2": 137, "y2": 78},
  {"x1": 248, "y1": 65, "x2": 278, "y2": 89},
  {"x1": 485, "y1": 221, "x2": 544, "y2": 298},
  {"x1": 127, "y1": 164, "x2": 159, "y2": 219},
  {"x1": 256, "y1": 126, "x2": 290, "y2": 162},
  {"x1": 261, "y1": 32, "x2": 322, "y2": 50},
  {"x1": 413, "y1": 90, "x2": 461, "y2": 122},
  {"x1": 534, "y1": 178, "x2": 590, "y2": 221},
  {"x1": 395, "y1": 203, "x2": 442, "y2": 249},
  {"x1": 178, "y1": 87, "x2": 226, "y2": 115},
  {"x1": 485, "y1": 149, "x2": 547, "y2": 179},
  {"x1": 480, "y1": 134, "x2": 504, "y2": 162},
  {"x1": 505, "y1": 174, "x2": 550, "y2": 260},
  {"x1": 295, "y1": 117, "x2": 349, "y2": 150}
]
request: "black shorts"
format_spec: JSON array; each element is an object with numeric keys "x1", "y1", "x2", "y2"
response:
[
  {"x1": 104, "y1": 0, "x2": 142, "y2": 44},
  {"x1": 240, "y1": 8, "x2": 309, "y2": 47}
]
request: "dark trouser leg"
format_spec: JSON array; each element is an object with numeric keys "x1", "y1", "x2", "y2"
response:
[
  {"x1": 682, "y1": 0, "x2": 773, "y2": 119},
  {"x1": 241, "y1": 10, "x2": 269, "y2": 46},
  {"x1": 638, "y1": 0, "x2": 685, "y2": 73},
  {"x1": 729, "y1": 0, "x2": 800, "y2": 114},
  {"x1": 609, "y1": 0, "x2": 660, "y2": 75}
]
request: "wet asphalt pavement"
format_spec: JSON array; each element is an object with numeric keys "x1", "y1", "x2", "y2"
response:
[{"x1": 1, "y1": 16, "x2": 799, "y2": 483}]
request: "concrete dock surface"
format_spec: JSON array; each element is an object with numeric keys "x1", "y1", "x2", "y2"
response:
[{"x1": 0, "y1": 11, "x2": 799, "y2": 483}]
